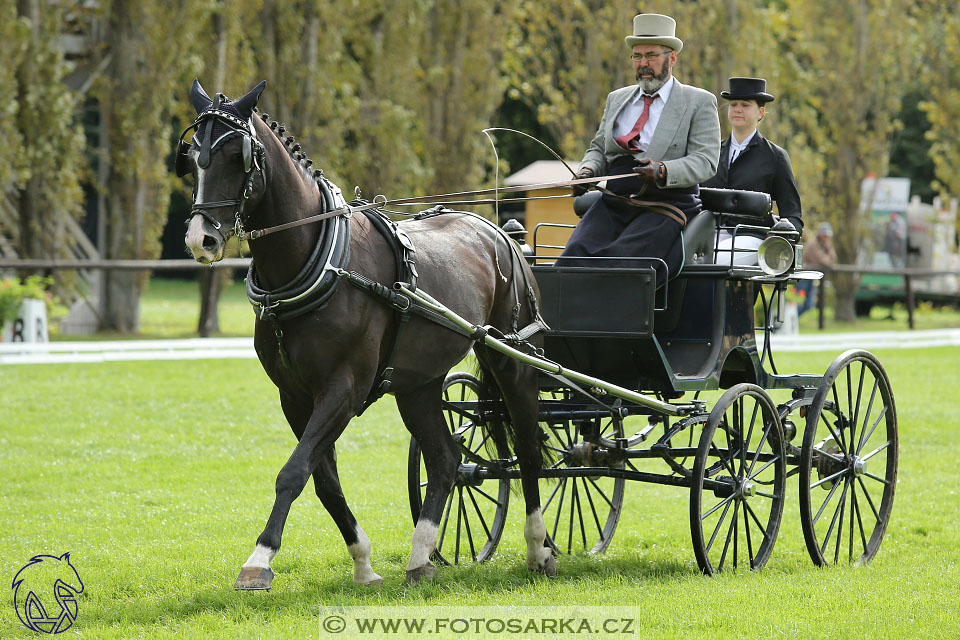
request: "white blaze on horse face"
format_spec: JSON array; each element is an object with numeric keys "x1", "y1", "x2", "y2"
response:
[
  {"x1": 406, "y1": 520, "x2": 439, "y2": 571},
  {"x1": 242, "y1": 543, "x2": 276, "y2": 570},
  {"x1": 524, "y1": 511, "x2": 552, "y2": 570},
  {"x1": 348, "y1": 526, "x2": 383, "y2": 585}
]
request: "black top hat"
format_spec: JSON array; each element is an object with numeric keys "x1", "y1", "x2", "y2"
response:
[{"x1": 720, "y1": 77, "x2": 775, "y2": 103}]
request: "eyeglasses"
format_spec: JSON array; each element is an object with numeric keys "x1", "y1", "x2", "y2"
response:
[{"x1": 631, "y1": 51, "x2": 671, "y2": 62}]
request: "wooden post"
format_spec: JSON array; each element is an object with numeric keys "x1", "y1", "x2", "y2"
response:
[
  {"x1": 905, "y1": 273, "x2": 915, "y2": 330},
  {"x1": 817, "y1": 271, "x2": 827, "y2": 330}
]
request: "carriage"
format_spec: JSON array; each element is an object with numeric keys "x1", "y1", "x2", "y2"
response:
[
  {"x1": 179, "y1": 79, "x2": 897, "y2": 587},
  {"x1": 406, "y1": 187, "x2": 898, "y2": 575}
]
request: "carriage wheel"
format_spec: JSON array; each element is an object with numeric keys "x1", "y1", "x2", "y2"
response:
[
  {"x1": 407, "y1": 372, "x2": 510, "y2": 565},
  {"x1": 540, "y1": 408, "x2": 625, "y2": 555},
  {"x1": 799, "y1": 350, "x2": 898, "y2": 567},
  {"x1": 690, "y1": 384, "x2": 786, "y2": 575}
]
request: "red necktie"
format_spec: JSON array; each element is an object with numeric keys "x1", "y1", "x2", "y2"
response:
[{"x1": 616, "y1": 95, "x2": 656, "y2": 150}]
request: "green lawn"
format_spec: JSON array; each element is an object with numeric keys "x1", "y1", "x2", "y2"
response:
[{"x1": 1, "y1": 348, "x2": 958, "y2": 638}]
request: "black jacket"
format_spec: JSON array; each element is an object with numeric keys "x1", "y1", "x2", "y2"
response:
[{"x1": 702, "y1": 131, "x2": 803, "y2": 234}]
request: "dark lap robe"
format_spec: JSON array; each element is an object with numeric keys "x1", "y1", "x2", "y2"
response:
[{"x1": 558, "y1": 157, "x2": 702, "y2": 283}]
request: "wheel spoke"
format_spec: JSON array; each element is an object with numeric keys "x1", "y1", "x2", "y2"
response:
[
  {"x1": 702, "y1": 494, "x2": 736, "y2": 521},
  {"x1": 581, "y1": 477, "x2": 606, "y2": 540},
  {"x1": 850, "y1": 363, "x2": 866, "y2": 453},
  {"x1": 741, "y1": 398, "x2": 761, "y2": 477},
  {"x1": 857, "y1": 406, "x2": 888, "y2": 456},
  {"x1": 852, "y1": 487, "x2": 869, "y2": 555},
  {"x1": 812, "y1": 475, "x2": 843, "y2": 525},
  {"x1": 856, "y1": 476, "x2": 881, "y2": 522},
  {"x1": 856, "y1": 378, "x2": 880, "y2": 455},
  {"x1": 585, "y1": 475, "x2": 616, "y2": 510},
  {"x1": 819, "y1": 476, "x2": 850, "y2": 557},
  {"x1": 833, "y1": 477, "x2": 849, "y2": 564},
  {"x1": 470, "y1": 484, "x2": 505, "y2": 507},
  {"x1": 743, "y1": 503, "x2": 754, "y2": 568},
  {"x1": 743, "y1": 500, "x2": 770, "y2": 542},
  {"x1": 810, "y1": 467, "x2": 847, "y2": 490},
  {"x1": 705, "y1": 498, "x2": 734, "y2": 554},
  {"x1": 550, "y1": 478, "x2": 568, "y2": 542},
  {"x1": 459, "y1": 490, "x2": 477, "y2": 562},
  {"x1": 861, "y1": 440, "x2": 891, "y2": 462},
  {"x1": 542, "y1": 477, "x2": 565, "y2": 512},
  {"x1": 862, "y1": 471, "x2": 890, "y2": 486},
  {"x1": 465, "y1": 487, "x2": 492, "y2": 540},
  {"x1": 820, "y1": 409, "x2": 850, "y2": 459},
  {"x1": 710, "y1": 441, "x2": 738, "y2": 478},
  {"x1": 718, "y1": 499, "x2": 741, "y2": 572},
  {"x1": 436, "y1": 489, "x2": 455, "y2": 555},
  {"x1": 747, "y1": 455, "x2": 778, "y2": 482},
  {"x1": 830, "y1": 384, "x2": 848, "y2": 453},
  {"x1": 455, "y1": 487, "x2": 463, "y2": 564},
  {"x1": 754, "y1": 490, "x2": 780, "y2": 500}
]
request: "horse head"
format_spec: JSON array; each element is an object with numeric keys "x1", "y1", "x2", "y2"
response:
[
  {"x1": 180, "y1": 78, "x2": 267, "y2": 263},
  {"x1": 12, "y1": 553, "x2": 84, "y2": 632}
]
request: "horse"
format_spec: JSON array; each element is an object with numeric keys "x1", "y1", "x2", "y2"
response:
[{"x1": 178, "y1": 79, "x2": 553, "y2": 588}]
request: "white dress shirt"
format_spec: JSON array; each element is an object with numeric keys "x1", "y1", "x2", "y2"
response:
[
  {"x1": 728, "y1": 129, "x2": 757, "y2": 167},
  {"x1": 612, "y1": 77, "x2": 675, "y2": 152}
]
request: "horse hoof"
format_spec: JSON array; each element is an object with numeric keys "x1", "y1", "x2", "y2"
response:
[
  {"x1": 358, "y1": 576, "x2": 383, "y2": 587},
  {"x1": 235, "y1": 566, "x2": 274, "y2": 590},
  {"x1": 532, "y1": 554, "x2": 557, "y2": 578},
  {"x1": 405, "y1": 562, "x2": 438, "y2": 586}
]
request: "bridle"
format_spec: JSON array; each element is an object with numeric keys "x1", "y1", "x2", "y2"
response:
[{"x1": 177, "y1": 95, "x2": 266, "y2": 242}]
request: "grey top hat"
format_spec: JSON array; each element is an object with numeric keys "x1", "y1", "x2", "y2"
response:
[
  {"x1": 721, "y1": 77, "x2": 775, "y2": 103},
  {"x1": 625, "y1": 14, "x2": 683, "y2": 53},
  {"x1": 817, "y1": 222, "x2": 834, "y2": 237}
]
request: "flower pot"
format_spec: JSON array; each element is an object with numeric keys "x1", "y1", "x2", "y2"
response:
[{"x1": 1, "y1": 298, "x2": 49, "y2": 342}]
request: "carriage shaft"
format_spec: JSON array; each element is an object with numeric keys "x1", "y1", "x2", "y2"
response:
[{"x1": 398, "y1": 285, "x2": 693, "y2": 417}]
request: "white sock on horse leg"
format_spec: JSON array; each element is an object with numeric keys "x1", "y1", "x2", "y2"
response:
[
  {"x1": 242, "y1": 544, "x2": 276, "y2": 569},
  {"x1": 348, "y1": 526, "x2": 382, "y2": 585},
  {"x1": 524, "y1": 511, "x2": 552, "y2": 569},
  {"x1": 406, "y1": 520, "x2": 439, "y2": 571}
]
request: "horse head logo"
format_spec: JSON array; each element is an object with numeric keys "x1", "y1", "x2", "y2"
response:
[{"x1": 11, "y1": 552, "x2": 84, "y2": 634}]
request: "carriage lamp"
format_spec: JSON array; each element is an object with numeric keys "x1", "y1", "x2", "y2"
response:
[{"x1": 757, "y1": 235, "x2": 795, "y2": 276}]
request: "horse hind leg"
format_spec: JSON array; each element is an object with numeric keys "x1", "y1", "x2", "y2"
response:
[
  {"x1": 476, "y1": 350, "x2": 556, "y2": 577},
  {"x1": 395, "y1": 378, "x2": 460, "y2": 585},
  {"x1": 312, "y1": 447, "x2": 383, "y2": 586}
]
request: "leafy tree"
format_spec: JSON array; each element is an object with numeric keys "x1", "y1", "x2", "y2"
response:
[
  {"x1": 776, "y1": 0, "x2": 921, "y2": 322},
  {"x1": 12, "y1": 0, "x2": 86, "y2": 266},
  {"x1": 92, "y1": 0, "x2": 209, "y2": 332},
  {"x1": 919, "y1": 4, "x2": 960, "y2": 201}
]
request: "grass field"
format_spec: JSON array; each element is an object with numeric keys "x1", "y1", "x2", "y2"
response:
[{"x1": 2, "y1": 348, "x2": 958, "y2": 638}]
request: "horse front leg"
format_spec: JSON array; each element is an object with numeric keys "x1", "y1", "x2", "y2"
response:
[{"x1": 235, "y1": 391, "x2": 355, "y2": 591}]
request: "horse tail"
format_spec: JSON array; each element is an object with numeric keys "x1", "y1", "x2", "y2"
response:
[{"x1": 472, "y1": 358, "x2": 556, "y2": 471}]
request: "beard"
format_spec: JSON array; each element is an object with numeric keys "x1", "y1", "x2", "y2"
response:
[{"x1": 636, "y1": 61, "x2": 671, "y2": 94}]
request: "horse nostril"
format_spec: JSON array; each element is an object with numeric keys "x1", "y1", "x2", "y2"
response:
[{"x1": 202, "y1": 235, "x2": 219, "y2": 251}]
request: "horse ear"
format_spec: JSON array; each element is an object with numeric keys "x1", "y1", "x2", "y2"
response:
[
  {"x1": 190, "y1": 78, "x2": 213, "y2": 113},
  {"x1": 234, "y1": 80, "x2": 267, "y2": 119},
  {"x1": 60, "y1": 552, "x2": 71, "y2": 561}
]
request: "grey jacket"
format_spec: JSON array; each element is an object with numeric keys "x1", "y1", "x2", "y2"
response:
[{"x1": 580, "y1": 78, "x2": 721, "y2": 189}]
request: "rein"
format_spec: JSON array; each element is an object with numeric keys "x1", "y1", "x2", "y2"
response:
[{"x1": 240, "y1": 171, "x2": 639, "y2": 241}]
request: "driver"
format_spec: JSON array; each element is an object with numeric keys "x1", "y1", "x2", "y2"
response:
[{"x1": 558, "y1": 13, "x2": 720, "y2": 282}]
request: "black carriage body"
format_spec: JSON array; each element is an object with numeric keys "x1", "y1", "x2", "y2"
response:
[{"x1": 533, "y1": 265, "x2": 772, "y2": 394}]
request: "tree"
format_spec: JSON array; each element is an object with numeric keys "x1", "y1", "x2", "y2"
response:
[
  {"x1": 93, "y1": 0, "x2": 208, "y2": 332},
  {"x1": 776, "y1": 0, "x2": 921, "y2": 322},
  {"x1": 919, "y1": 4, "x2": 960, "y2": 201},
  {"x1": 12, "y1": 0, "x2": 86, "y2": 267}
]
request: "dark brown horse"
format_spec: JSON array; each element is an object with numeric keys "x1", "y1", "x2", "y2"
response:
[{"x1": 179, "y1": 79, "x2": 552, "y2": 588}]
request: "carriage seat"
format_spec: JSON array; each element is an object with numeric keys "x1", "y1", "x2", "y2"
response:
[{"x1": 571, "y1": 187, "x2": 771, "y2": 269}]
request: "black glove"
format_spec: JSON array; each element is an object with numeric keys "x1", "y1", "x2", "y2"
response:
[
  {"x1": 572, "y1": 168, "x2": 594, "y2": 197},
  {"x1": 633, "y1": 158, "x2": 664, "y2": 184}
]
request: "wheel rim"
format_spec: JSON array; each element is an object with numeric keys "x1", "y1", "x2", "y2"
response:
[
  {"x1": 799, "y1": 351, "x2": 898, "y2": 567},
  {"x1": 691, "y1": 384, "x2": 786, "y2": 575},
  {"x1": 407, "y1": 373, "x2": 510, "y2": 565},
  {"x1": 540, "y1": 404, "x2": 625, "y2": 555}
]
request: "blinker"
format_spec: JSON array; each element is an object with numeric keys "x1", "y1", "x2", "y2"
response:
[
  {"x1": 243, "y1": 135, "x2": 253, "y2": 173},
  {"x1": 175, "y1": 139, "x2": 192, "y2": 177}
]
